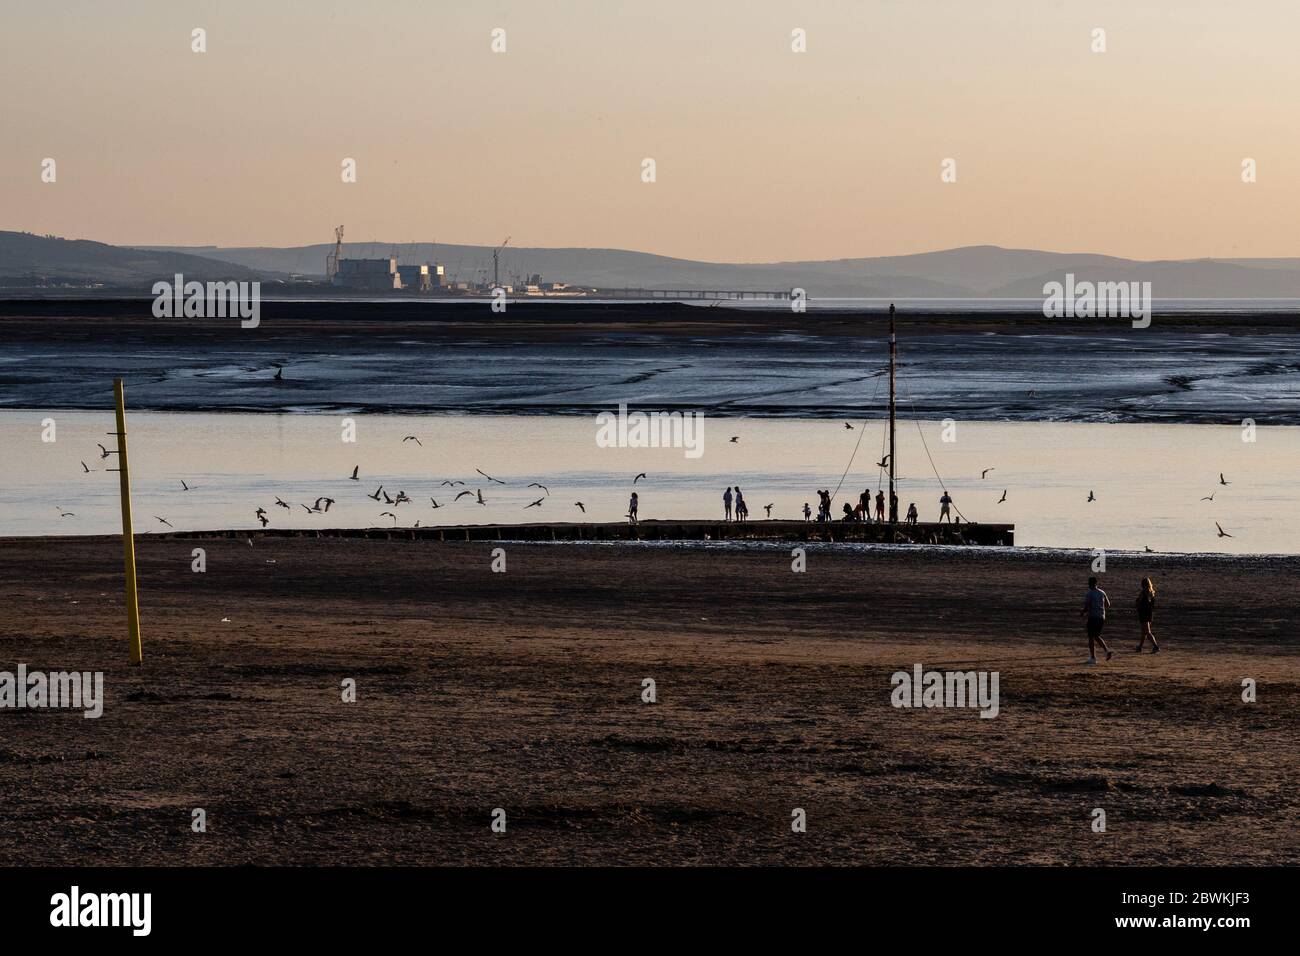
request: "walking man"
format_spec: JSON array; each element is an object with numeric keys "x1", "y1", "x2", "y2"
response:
[{"x1": 1081, "y1": 576, "x2": 1113, "y2": 664}]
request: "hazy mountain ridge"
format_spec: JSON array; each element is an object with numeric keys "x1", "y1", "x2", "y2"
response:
[
  {"x1": 8, "y1": 230, "x2": 1300, "y2": 298},
  {"x1": 0, "y1": 231, "x2": 280, "y2": 286}
]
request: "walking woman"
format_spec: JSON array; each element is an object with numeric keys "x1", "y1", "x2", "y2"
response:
[{"x1": 1135, "y1": 577, "x2": 1159, "y2": 653}]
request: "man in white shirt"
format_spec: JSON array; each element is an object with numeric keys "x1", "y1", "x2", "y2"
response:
[{"x1": 1081, "y1": 576, "x2": 1113, "y2": 664}]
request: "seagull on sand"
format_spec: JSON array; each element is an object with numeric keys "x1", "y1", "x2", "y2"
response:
[
  {"x1": 1219, "y1": 472, "x2": 1230, "y2": 485},
  {"x1": 349, "y1": 465, "x2": 359, "y2": 481},
  {"x1": 402, "y1": 436, "x2": 423, "y2": 446},
  {"x1": 525, "y1": 497, "x2": 544, "y2": 509},
  {"x1": 633, "y1": 473, "x2": 647, "y2": 483},
  {"x1": 574, "y1": 502, "x2": 586, "y2": 513},
  {"x1": 998, "y1": 489, "x2": 1007, "y2": 503},
  {"x1": 476, "y1": 468, "x2": 506, "y2": 485},
  {"x1": 527, "y1": 482, "x2": 550, "y2": 495},
  {"x1": 1144, "y1": 545, "x2": 1154, "y2": 553},
  {"x1": 273, "y1": 364, "x2": 284, "y2": 382},
  {"x1": 154, "y1": 516, "x2": 173, "y2": 528},
  {"x1": 1215, "y1": 522, "x2": 1233, "y2": 538},
  {"x1": 981, "y1": 468, "x2": 995, "y2": 479}
]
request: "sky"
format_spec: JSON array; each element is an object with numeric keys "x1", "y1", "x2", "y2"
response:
[{"x1": 2, "y1": 0, "x2": 1297, "y2": 262}]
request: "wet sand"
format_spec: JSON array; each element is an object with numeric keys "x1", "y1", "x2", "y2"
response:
[
  {"x1": 0, "y1": 535, "x2": 1296, "y2": 865},
  {"x1": 4, "y1": 300, "x2": 1300, "y2": 422}
]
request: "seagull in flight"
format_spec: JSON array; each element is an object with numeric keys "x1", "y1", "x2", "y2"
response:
[
  {"x1": 314, "y1": 497, "x2": 335, "y2": 512},
  {"x1": 633, "y1": 473, "x2": 647, "y2": 483},
  {"x1": 154, "y1": 516, "x2": 173, "y2": 528},
  {"x1": 349, "y1": 465, "x2": 359, "y2": 481},
  {"x1": 57, "y1": 507, "x2": 75, "y2": 518},
  {"x1": 875, "y1": 456, "x2": 891, "y2": 470},
  {"x1": 981, "y1": 468, "x2": 995, "y2": 479},
  {"x1": 80, "y1": 461, "x2": 92, "y2": 473},
  {"x1": 476, "y1": 468, "x2": 505, "y2": 485},
  {"x1": 574, "y1": 502, "x2": 585, "y2": 513},
  {"x1": 402, "y1": 436, "x2": 423, "y2": 446},
  {"x1": 729, "y1": 436, "x2": 739, "y2": 443},
  {"x1": 1201, "y1": 492, "x2": 1216, "y2": 501},
  {"x1": 998, "y1": 489, "x2": 1007, "y2": 503},
  {"x1": 454, "y1": 490, "x2": 474, "y2": 501},
  {"x1": 1215, "y1": 522, "x2": 1233, "y2": 538},
  {"x1": 379, "y1": 511, "x2": 397, "y2": 526},
  {"x1": 476, "y1": 489, "x2": 486, "y2": 505},
  {"x1": 97, "y1": 443, "x2": 111, "y2": 459},
  {"x1": 180, "y1": 480, "x2": 192, "y2": 491},
  {"x1": 527, "y1": 482, "x2": 550, "y2": 495},
  {"x1": 764, "y1": 503, "x2": 773, "y2": 518},
  {"x1": 844, "y1": 422, "x2": 854, "y2": 430},
  {"x1": 382, "y1": 490, "x2": 395, "y2": 505},
  {"x1": 255, "y1": 509, "x2": 269, "y2": 527},
  {"x1": 525, "y1": 497, "x2": 545, "y2": 509},
  {"x1": 429, "y1": 498, "x2": 442, "y2": 509},
  {"x1": 1087, "y1": 491, "x2": 1096, "y2": 502},
  {"x1": 1219, "y1": 473, "x2": 1230, "y2": 486},
  {"x1": 300, "y1": 503, "x2": 317, "y2": 514},
  {"x1": 274, "y1": 497, "x2": 290, "y2": 510},
  {"x1": 368, "y1": 486, "x2": 383, "y2": 501},
  {"x1": 440, "y1": 480, "x2": 465, "y2": 487}
]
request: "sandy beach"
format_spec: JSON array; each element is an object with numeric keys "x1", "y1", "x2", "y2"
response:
[{"x1": 1, "y1": 534, "x2": 1295, "y2": 866}]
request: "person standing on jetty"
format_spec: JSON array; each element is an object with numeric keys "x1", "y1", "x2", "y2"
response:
[
  {"x1": 723, "y1": 486, "x2": 733, "y2": 522},
  {"x1": 859, "y1": 488, "x2": 871, "y2": 521},
  {"x1": 1081, "y1": 576, "x2": 1114, "y2": 664},
  {"x1": 1135, "y1": 577, "x2": 1159, "y2": 653},
  {"x1": 906, "y1": 502, "x2": 919, "y2": 525},
  {"x1": 875, "y1": 489, "x2": 885, "y2": 523},
  {"x1": 939, "y1": 490, "x2": 953, "y2": 523},
  {"x1": 735, "y1": 488, "x2": 748, "y2": 523},
  {"x1": 803, "y1": 502, "x2": 812, "y2": 522},
  {"x1": 628, "y1": 491, "x2": 639, "y2": 526}
]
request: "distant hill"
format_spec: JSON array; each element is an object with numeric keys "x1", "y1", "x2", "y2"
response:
[
  {"x1": 143, "y1": 240, "x2": 1300, "y2": 299},
  {"x1": 0, "y1": 231, "x2": 287, "y2": 288},
  {"x1": 13, "y1": 230, "x2": 1300, "y2": 298}
]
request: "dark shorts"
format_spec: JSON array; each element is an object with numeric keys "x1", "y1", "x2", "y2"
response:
[
  {"x1": 1138, "y1": 612, "x2": 1153, "y2": 624},
  {"x1": 1086, "y1": 617, "x2": 1105, "y2": 639}
]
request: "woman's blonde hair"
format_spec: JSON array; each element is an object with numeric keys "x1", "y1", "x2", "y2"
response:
[{"x1": 1140, "y1": 577, "x2": 1156, "y2": 597}]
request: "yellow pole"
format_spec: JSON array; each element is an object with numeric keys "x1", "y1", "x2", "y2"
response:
[{"x1": 113, "y1": 379, "x2": 143, "y2": 665}]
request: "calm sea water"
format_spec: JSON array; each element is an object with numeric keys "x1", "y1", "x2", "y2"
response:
[{"x1": 1, "y1": 410, "x2": 1294, "y2": 554}]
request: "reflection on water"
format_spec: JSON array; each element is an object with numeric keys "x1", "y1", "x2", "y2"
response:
[{"x1": 1, "y1": 410, "x2": 1295, "y2": 554}]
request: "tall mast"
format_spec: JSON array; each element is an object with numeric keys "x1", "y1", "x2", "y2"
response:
[{"x1": 888, "y1": 303, "x2": 897, "y2": 523}]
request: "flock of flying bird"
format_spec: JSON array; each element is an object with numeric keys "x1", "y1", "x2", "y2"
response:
[
  {"x1": 62, "y1": 427, "x2": 1242, "y2": 542},
  {"x1": 980, "y1": 466, "x2": 1240, "y2": 541}
]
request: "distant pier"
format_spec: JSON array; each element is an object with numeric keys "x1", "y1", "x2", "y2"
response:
[{"x1": 171, "y1": 520, "x2": 1015, "y2": 546}]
